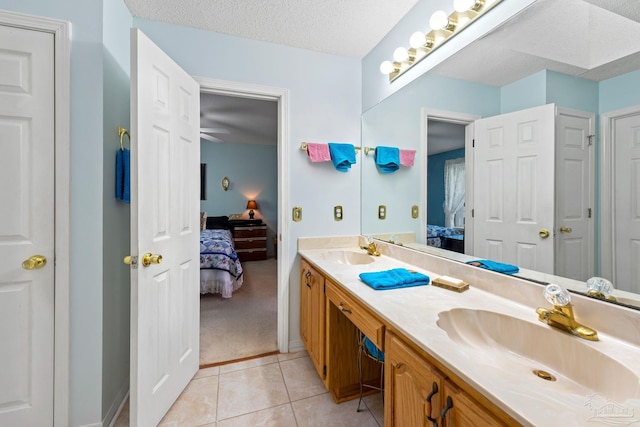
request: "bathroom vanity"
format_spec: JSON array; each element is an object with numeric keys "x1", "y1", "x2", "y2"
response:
[{"x1": 298, "y1": 236, "x2": 640, "y2": 427}]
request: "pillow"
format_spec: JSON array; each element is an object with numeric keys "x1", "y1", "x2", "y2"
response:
[{"x1": 206, "y1": 215, "x2": 230, "y2": 230}]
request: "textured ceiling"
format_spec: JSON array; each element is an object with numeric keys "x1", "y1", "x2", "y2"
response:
[
  {"x1": 123, "y1": 0, "x2": 419, "y2": 58},
  {"x1": 432, "y1": 0, "x2": 640, "y2": 86}
]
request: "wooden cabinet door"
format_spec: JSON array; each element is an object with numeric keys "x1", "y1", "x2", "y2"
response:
[
  {"x1": 385, "y1": 332, "x2": 445, "y2": 427},
  {"x1": 300, "y1": 259, "x2": 326, "y2": 380},
  {"x1": 441, "y1": 380, "x2": 506, "y2": 427}
]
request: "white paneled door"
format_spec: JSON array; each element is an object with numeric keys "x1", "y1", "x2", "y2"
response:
[
  {"x1": 614, "y1": 112, "x2": 640, "y2": 294},
  {"x1": 129, "y1": 29, "x2": 200, "y2": 427},
  {"x1": 473, "y1": 104, "x2": 556, "y2": 274},
  {"x1": 0, "y1": 25, "x2": 55, "y2": 426},
  {"x1": 555, "y1": 109, "x2": 594, "y2": 281}
]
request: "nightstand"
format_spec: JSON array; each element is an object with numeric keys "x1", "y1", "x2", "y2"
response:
[{"x1": 233, "y1": 222, "x2": 267, "y2": 261}]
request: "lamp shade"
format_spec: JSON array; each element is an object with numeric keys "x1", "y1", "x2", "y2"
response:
[{"x1": 246, "y1": 200, "x2": 258, "y2": 210}]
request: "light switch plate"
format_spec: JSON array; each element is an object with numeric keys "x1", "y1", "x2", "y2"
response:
[
  {"x1": 378, "y1": 205, "x2": 386, "y2": 220},
  {"x1": 334, "y1": 205, "x2": 343, "y2": 221},
  {"x1": 292, "y1": 206, "x2": 302, "y2": 222},
  {"x1": 411, "y1": 205, "x2": 419, "y2": 219}
]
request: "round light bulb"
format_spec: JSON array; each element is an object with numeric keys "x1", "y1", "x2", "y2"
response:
[
  {"x1": 429, "y1": 10, "x2": 449, "y2": 30},
  {"x1": 453, "y1": 0, "x2": 476, "y2": 12},
  {"x1": 409, "y1": 31, "x2": 426, "y2": 49},
  {"x1": 379, "y1": 60, "x2": 395, "y2": 75},
  {"x1": 393, "y1": 47, "x2": 409, "y2": 62}
]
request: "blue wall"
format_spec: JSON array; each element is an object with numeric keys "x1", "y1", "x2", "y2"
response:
[
  {"x1": 427, "y1": 148, "x2": 465, "y2": 227},
  {"x1": 201, "y1": 142, "x2": 278, "y2": 257}
]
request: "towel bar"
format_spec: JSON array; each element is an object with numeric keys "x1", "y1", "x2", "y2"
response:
[{"x1": 300, "y1": 142, "x2": 361, "y2": 152}]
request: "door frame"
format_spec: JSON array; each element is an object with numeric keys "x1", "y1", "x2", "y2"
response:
[
  {"x1": 421, "y1": 109, "x2": 479, "y2": 252},
  {"x1": 600, "y1": 105, "x2": 640, "y2": 282},
  {"x1": 195, "y1": 76, "x2": 290, "y2": 352},
  {"x1": 0, "y1": 10, "x2": 71, "y2": 427}
]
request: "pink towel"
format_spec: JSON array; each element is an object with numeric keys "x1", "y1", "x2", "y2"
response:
[
  {"x1": 306, "y1": 143, "x2": 331, "y2": 162},
  {"x1": 400, "y1": 149, "x2": 416, "y2": 167}
]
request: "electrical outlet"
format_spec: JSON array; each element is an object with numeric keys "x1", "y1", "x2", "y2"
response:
[
  {"x1": 334, "y1": 205, "x2": 343, "y2": 221},
  {"x1": 378, "y1": 205, "x2": 386, "y2": 220}
]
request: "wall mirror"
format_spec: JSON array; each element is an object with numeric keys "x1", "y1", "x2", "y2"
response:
[{"x1": 361, "y1": 0, "x2": 640, "y2": 309}]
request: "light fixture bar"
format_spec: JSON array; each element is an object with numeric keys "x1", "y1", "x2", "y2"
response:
[{"x1": 381, "y1": 0, "x2": 503, "y2": 82}]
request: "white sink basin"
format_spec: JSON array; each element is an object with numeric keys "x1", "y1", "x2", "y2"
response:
[
  {"x1": 436, "y1": 308, "x2": 640, "y2": 401},
  {"x1": 320, "y1": 250, "x2": 375, "y2": 265}
]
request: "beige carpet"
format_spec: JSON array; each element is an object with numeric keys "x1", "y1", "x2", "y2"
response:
[{"x1": 199, "y1": 258, "x2": 278, "y2": 366}]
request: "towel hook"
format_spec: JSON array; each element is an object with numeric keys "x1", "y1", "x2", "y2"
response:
[{"x1": 118, "y1": 126, "x2": 130, "y2": 151}]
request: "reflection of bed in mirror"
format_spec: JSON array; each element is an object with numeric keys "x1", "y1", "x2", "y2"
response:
[
  {"x1": 199, "y1": 219, "x2": 244, "y2": 298},
  {"x1": 426, "y1": 225, "x2": 464, "y2": 253},
  {"x1": 361, "y1": 0, "x2": 640, "y2": 309}
]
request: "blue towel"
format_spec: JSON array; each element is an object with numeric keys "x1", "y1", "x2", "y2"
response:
[
  {"x1": 359, "y1": 268, "x2": 430, "y2": 290},
  {"x1": 328, "y1": 142, "x2": 356, "y2": 172},
  {"x1": 364, "y1": 336, "x2": 384, "y2": 362},
  {"x1": 374, "y1": 146, "x2": 400, "y2": 174},
  {"x1": 115, "y1": 148, "x2": 130, "y2": 203},
  {"x1": 466, "y1": 259, "x2": 519, "y2": 274}
]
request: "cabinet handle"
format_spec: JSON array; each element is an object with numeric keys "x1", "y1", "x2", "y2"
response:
[
  {"x1": 425, "y1": 381, "x2": 439, "y2": 426},
  {"x1": 339, "y1": 303, "x2": 352, "y2": 314},
  {"x1": 440, "y1": 396, "x2": 453, "y2": 427}
]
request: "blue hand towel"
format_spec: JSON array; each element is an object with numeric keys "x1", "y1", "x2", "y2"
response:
[
  {"x1": 374, "y1": 146, "x2": 400, "y2": 174},
  {"x1": 359, "y1": 268, "x2": 430, "y2": 290},
  {"x1": 115, "y1": 148, "x2": 130, "y2": 204},
  {"x1": 466, "y1": 259, "x2": 519, "y2": 274},
  {"x1": 364, "y1": 336, "x2": 384, "y2": 362},
  {"x1": 328, "y1": 142, "x2": 356, "y2": 172}
]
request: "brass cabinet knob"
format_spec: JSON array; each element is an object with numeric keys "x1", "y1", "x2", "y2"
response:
[
  {"x1": 560, "y1": 226, "x2": 572, "y2": 234},
  {"x1": 142, "y1": 253, "x2": 163, "y2": 267},
  {"x1": 22, "y1": 255, "x2": 47, "y2": 270},
  {"x1": 539, "y1": 229, "x2": 550, "y2": 239}
]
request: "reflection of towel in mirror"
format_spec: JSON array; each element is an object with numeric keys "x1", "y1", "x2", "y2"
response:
[
  {"x1": 328, "y1": 142, "x2": 356, "y2": 172},
  {"x1": 306, "y1": 142, "x2": 331, "y2": 162},
  {"x1": 466, "y1": 259, "x2": 519, "y2": 274},
  {"x1": 115, "y1": 148, "x2": 130, "y2": 203},
  {"x1": 359, "y1": 268, "x2": 430, "y2": 290},
  {"x1": 400, "y1": 149, "x2": 416, "y2": 166},
  {"x1": 375, "y1": 146, "x2": 400, "y2": 173}
]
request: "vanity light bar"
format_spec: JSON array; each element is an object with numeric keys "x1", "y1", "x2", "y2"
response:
[{"x1": 381, "y1": 0, "x2": 504, "y2": 82}]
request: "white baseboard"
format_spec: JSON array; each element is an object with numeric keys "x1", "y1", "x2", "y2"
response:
[
  {"x1": 104, "y1": 381, "x2": 130, "y2": 427},
  {"x1": 288, "y1": 339, "x2": 304, "y2": 353}
]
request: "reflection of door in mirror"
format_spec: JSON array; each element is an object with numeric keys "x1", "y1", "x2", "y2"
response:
[{"x1": 473, "y1": 104, "x2": 595, "y2": 279}]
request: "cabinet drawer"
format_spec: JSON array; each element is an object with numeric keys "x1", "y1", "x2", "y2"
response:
[
  {"x1": 234, "y1": 237, "x2": 267, "y2": 250},
  {"x1": 237, "y1": 248, "x2": 267, "y2": 261},
  {"x1": 326, "y1": 279, "x2": 384, "y2": 349},
  {"x1": 234, "y1": 226, "x2": 267, "y2": 238}
]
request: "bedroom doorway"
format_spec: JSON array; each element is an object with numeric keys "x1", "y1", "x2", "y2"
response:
[{"x1": 197, "y1": 78, "x2": 287, "y2": 367}]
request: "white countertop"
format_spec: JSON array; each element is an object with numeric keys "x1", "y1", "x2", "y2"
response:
[{"x1": 298, "y1": 240, "x2": 640, "y2": 427}]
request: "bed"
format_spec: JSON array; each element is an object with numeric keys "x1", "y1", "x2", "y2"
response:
[
  {"x1": 427, "y1": 225, "x2": 464, "y2": 253},
  {"x1": 200, "y1": 227, "x2": 244, "y2": 298}
]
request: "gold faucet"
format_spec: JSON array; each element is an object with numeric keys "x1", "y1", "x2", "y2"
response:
[
  {"x1": 361, "y1": 241, "x2": 380, "y2": 256},
  {"x1": 536, "y1": 284, "x2": 598, "y2": 341}
]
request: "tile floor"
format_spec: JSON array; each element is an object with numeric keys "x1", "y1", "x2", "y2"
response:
[{"x1": 113, "y1": 351, "x2": 384, "y2": 427}]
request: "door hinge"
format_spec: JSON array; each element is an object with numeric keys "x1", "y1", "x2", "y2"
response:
[
  {"x1": 323, "y1": 365, "x2": 327, "y2": 377},
  {"x1": 471, "y1": 209, "x2": 475, "y2": 218},
  {"x1": 587, "y1": 135, "x2": 595, "y2": 146},
  {"x1": 588, "y1": 208, "x2": 592, "y2": 218},
  {"x1": 472, "y1": 139, "x2": 475, "y2": 148}
]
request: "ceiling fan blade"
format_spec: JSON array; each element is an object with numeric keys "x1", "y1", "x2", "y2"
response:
[
  {"x1": 199, "y1": 127, "x2": 230, "y2": 134},
  {"x1": 200, "y1": 133, "x2": 224, "y2": 143}
]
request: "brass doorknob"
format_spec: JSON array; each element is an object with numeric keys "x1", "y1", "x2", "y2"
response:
[
  {"x1": 539, "y1": 229, "x2": 550, "y2": 239},
  {"x1": 124, "y1": 256, "x2": 132, "y2": 265},
  {"x1": 22, "y1": 255, "x2": 47, "y2": 270},
  {"x1": 142, "y1": 253, "x2": 163, "y2": 267},
  {"x1": 560, "y1": 226, "x2": 572, "y2": 233}
]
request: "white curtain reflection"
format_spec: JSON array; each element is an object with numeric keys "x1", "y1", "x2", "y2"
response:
[{"x1": 443, "y1": 157, "x2": 465, "y2": 228}]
